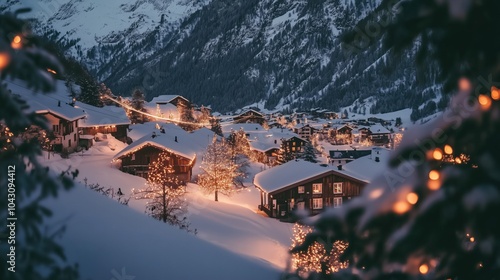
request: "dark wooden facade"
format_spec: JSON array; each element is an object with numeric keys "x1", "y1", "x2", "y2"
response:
[
  {"x1": 281, "y1": 136, "x2": 307, "y2": 154},
  {"x1": 258, "y1": 171, "x2": 366, "y2": 220},
  {"x1": 294, "y1": 124, "x2": 318, "y2": 140},
  {"x1": 118, "y1": 145, "x2": 195, "y2": 183},
  {"x1": 80, "y1": 124, "x2": 129, "y2": 142},
  {"x1": 234, "y1": 110, "x2": 266, "y2": 125}
]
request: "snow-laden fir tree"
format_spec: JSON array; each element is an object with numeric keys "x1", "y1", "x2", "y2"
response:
[
  {"x1": 227, "y1": 128, "x2": 250, "y2": 187},
  {"x1": 292, "y1": 0, "x2": 500, "y2": 279},
  {"x1": 198, "y1": 138, "x2": 242, "y2": 201},
  {"x1": 133, "y1": 152, "x2": 190, "y2": 230},
  {"x1": 0, "y1": 10, "x2": 79, "y2": 279},
  {"x1": 298, "y1": 142, "x2": 318, "y2": 163}
]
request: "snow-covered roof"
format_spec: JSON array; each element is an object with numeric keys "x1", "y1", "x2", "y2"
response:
[
  {"x1": 6, "y1": 79, "x2": 86, "y2": 122},
  {"x1": 337, "y1": 147, "x2": 390, "y2": 183},
  {"x1": 113, "y1": 131, "x2": 196, "y2": 161},
  {"x1": 368, "y1": 124, "x2": 391, "y2": 134},
  {"x1": 249, "y1": 141, "x2": 279, "y2": 153},
  {"x1": 254, "y1": 160, "x2": 333, "y2": 193},
  {"x1": 75, "y1": 102, "x2": 130, "y2": 127},
  {"x1": 221, "y1": 123, "x2": 265, "y2": 135},
  {"x1": 150, "y1": 95, "x2": 187, "y2": 104}
]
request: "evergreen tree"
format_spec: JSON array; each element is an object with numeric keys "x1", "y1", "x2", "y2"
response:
[
  {"x1": 198, "y1": 139, "x2": 241, "y2": 201},
  {"x1": 298, "y1": 142, "x2": 318, "y2": 163},
  {"x1": 293, "y1": 1, "x2": 500, "y2": 279},
  {"x1": 0, "y1": 11, "x2": 79, "y2": 280},
  {"x1": 132, "y1": 152, "x2": 190, "y2": 230},
  {"x1": 209, "y1": 117, "x2": 223, "y2": 136}
]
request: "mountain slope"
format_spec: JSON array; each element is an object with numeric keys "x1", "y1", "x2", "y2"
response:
[{"x1": 4, "y1": 0, "x2": 444, "y2": 115}]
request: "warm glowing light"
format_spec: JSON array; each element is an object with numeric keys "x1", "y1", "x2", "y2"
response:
[
  {"x1": 458, "y1": 78, "x2": 471, "y2": 91},
  {"x1": 47, "y1": 68, "x2": 57, "y2": 74},
  {"x1": 0, "y1": 52, "x2": 10, "y2": 70},
  {"x1": 444, "y1": 145, "x2": 453, "y2": 155},
  {"x1": 492, "y1": 87, "x2": 500, "y2": 100},
  {"x1": 393, "y1": 201, "x2": 411, "y2": 214},
  {"x1": 428, "y1": 179, "x2": 441, "y2": 191},
  {"x1": 455, "y1": 157, "x2": 462, "y2": 164},
  {"x1": 419, "y1": 264, "x2": 429, "y2": 274},
  {"x1": 11, "y1": 35, "x2": 22, "y2": 49},
  {"x1": 470, "y1": 237, "x2": 475, "y2": 242},
  {"x1": 13, "y1": 35, "x2": 21, "y2": 44},
  {"x1": 429, "y1": 170, "x2": 440, "y2": 180},
  {"x1": 369, "y1": 188, "x2": 384, "y2": 199},
  {"x1": 406, "y1": 192, "x2": 419, "y2": 205},
  {"x1": 433, "y1": 149, "x2": 443, "y2": 160},
  {"x1": 478, "y1": 95, "x2": 492, "y2": 110}
]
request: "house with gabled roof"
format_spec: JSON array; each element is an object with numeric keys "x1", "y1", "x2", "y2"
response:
[
  {"x1": 76, "y1": 101, "x2": 131, "y2": 143},
  {"x1": 6, "y1": 79, "x2": 86, "y2": 154},
  {"x1": 112, "y1": 130, "x2": 197, "y2": 182},
  {"x1": 233, "y1": 109, "x2": 266, "y2": 125},
  {"x1": 254, "y1": 160, "x2": 366, "y2": 220}
]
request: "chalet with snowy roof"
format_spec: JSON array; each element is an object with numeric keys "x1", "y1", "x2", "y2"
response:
[
  {"x1": 76, "y1": 102, "x2": 131, "y2": 144},
  {"x1": 146, "y1": 95, "x2": 191, "y2": 120},
  {"x1": 281, "y1": 136, "x2": 308, "y2": 156},
  {"x1": 112, "y1": 132, "x2": 196, "y2": 182},
  {"x1": 233, "y1": 109, "x2": 266, "y2": 125},
  {"x1": 360, "y1": 124, "x2": 391, "y2": 146},
  {"x1": 254, "y1": 160, "x2": 367, "y2": 220},
  {"x1": 293, "y1": 124, "x2": 318, "y2": 140},
  {"x1": 6, "y1": 80, "x2": 86, "y2": 154}
]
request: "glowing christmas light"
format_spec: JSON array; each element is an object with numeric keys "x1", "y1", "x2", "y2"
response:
[
  {"x1": 406, "y1": 192, "x2": 418, "y2": 205},
  {"x1": 492, "y1": 87, "x2": 500, "y2": 100},
  {"x1": 444, "y1": 145, "x2": 453, "y2": 155},
  {"x1": 478, "y1": 95, "x2": 492, "y2": 110},
  {"x1": 393, "y1": 201, "x2": 411, "y2": 214},
  {"x1": 419, "y1": 264, "x2": 429, "y2": 274},
  {"x1": 428, "y1": 179, "x2": 441, "y2": 191},
  {"x1": 458, "y1": 77, "x2": 471, "y2": 91},
  {"x1": 429, "y1": 170, "x2": 440, "y2": 180},
  {"x1": 11, "y1": 35, "x2": 22, "y2": 49},
  {"x1": 0, "y1": 52, "x2": 10, "y2": 70},
  {"x1": 433, "y1": 149, "x2": 443, "y2": 160}
]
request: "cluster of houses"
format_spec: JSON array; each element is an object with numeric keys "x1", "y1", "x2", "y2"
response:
[{"x1": 9, "y1": 79, "x2": 399, "y2": 221}]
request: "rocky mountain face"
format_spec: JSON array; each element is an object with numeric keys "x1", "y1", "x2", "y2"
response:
[{"x1": 3, "y1": 0, "x2": 444, "y2": 116}]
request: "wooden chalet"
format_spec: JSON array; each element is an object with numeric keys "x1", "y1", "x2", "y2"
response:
[
  {"x1": 281, "y1": 136, "x2": 308, "y2": 155},
  {"x1": 112, "y1": 132, "x2": 196, "y2": 183},
  {"x1": 233, "y1": 109, "x2": 266, "y2": 125},
  {"x1": 76, "y1": 101, "x2": 131, "y2": 143},
  {"x1": 254, "y1": 160, "x2": 367, "y2": 220},
  {"x1": 294, "y1": 124, "x2": 318, "y2": 140},
  {"x1": 360, "y1": 124, "x2": 391, "y2": 146},
  {"x1": 7, "y1": 80, "x2": 86, "y2": 154},
  {"x1": 254, "y1": 148, "x2": 389, "y2": 220}
]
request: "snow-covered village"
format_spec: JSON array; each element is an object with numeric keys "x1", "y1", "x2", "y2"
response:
[{"x1": 1, "y1": 1, "x2": 500, "y2": 280}]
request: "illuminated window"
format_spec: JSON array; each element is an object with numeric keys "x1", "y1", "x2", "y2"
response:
[
  {"x1": 313, "y1": 198, "x2": 323, "y2": 209},
  {"x1": 292, "y1": 147, "x2": 296, "y2": 151},
  {"x1": 334, "y1": 197, "x2": 343, "y2": 208},
  {"x1": 298, "y1": 186, "x2": 305, "y2": 194},
  {"x1": 334, "y1": 182, "x2": 343, "y2": 194},
  {"x1": 312, "y1": 183, "x2": 322, "y2": 194}
]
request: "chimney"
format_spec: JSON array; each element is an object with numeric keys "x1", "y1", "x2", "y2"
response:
[
  {"x1": 337, "y1": 165, "x2": 342, "y2": 171},
  {"x1": 58, "y1": 100, "x2": 61, "y2": 107},
  {"x1": 175, "y1": 136, "x2": 178, "y2": 142},
  {"x1": 151, "y1": 132, "x2": 157, "y2": 138},
  {"x1": 375, "y1": 157, "x2": 380, "y2": 162}
]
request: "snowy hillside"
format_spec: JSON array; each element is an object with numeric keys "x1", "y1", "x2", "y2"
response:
[{"x1": 38, "y1": 132, "x2": 294, "y2": 278}]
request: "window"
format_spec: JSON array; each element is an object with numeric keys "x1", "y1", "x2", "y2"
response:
[
  {"x1": 53, "y1": 125, "x2": 59, "y2": 133},
  {"x1": 131, "y1": 154, "x2": 136, "y2": 161},
  {"x1": 312, "y1": 183, "x2": 322, "y2": 194},
  {"x1": 334, "y1": 182, "x2": 343, "y2": 194},
  {"x1": 68, "y1": 139, "x2": 71, "y2": 147},
  {"x1": 334, "y1": 197, "x2": 343, "y2": 208},
  {"x1": 292, "y1": 147, "x2": 296, "y2": 151},
  {"x1": 74, "y1": 133, "x2": 76, "y2": 141},
  {"x1": 298, "y1": 186, "x2": 305, "y2": 194},
  {"x1": 293, "y1": 142, "x2": 296, "y2": 146},
  {"x1": 312, "y1": 198, "x2": 323, "y2": 209}
]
